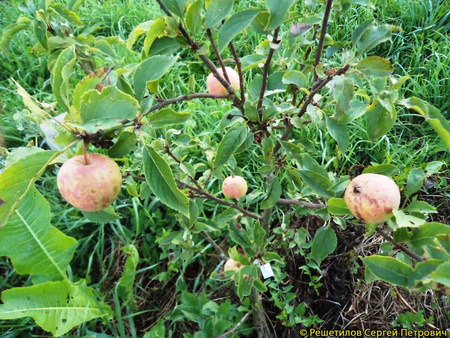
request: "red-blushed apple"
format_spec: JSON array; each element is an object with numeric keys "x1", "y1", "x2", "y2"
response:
[
  {"x1": 223, "y1": 258, "x2": 244, "y2": 280},
  {"x1": 57, "y1": 153, "x2": 122, "y2": 212},
  {"x1": 222, "y1": 175, "x2": 248, "y2": 198},
  {"x1": 206, "y1": 66, "x2": 240, "y2": 95},
  {"x1": 344, "y1": 173, "x2": 401, "y2": 224}
]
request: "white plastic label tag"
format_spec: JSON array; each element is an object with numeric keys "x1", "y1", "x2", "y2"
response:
[{"x1": 260, "y1": 263, "x2": 274, "y2": 279}]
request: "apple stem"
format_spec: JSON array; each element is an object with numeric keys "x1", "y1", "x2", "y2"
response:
[{"x1": 83, "y1": 141, "x2": 89, "y2": 165}]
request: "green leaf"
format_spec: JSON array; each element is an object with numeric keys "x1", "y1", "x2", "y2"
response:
[
  {"x1": 12, "y1": 79, "x2": 48, "y2": 124},
  {"x1": 406, "y1": 168, "x2": 426, "y2": 196},
  {"x1": 147, "y1": 37, "x2": 180, "y2": 57},
  {"x1": 79, "y1": 86, "x2": 139, "y2": 132},
  {"x1": 404, "y1": 200, "x2": 437, "y2": 215},
  {"x1": 332, "y1": 75, "x2": 354, "y2": 120},
  {"x1": 282, "y1": 70, "x2": 308, "y2": 88},
  {"x1": 409, "y1": 222, "x2": 450, "y2": 254},
  {"x1": 213, "y1": 124, "x2": 248, "y2": 168},
  {"x1": 352, "y1": 20, "x2": 400, "y2": 55},
  {"x1": 82, "y1": 205, "x2": 121, "y2": 224},
  {"x1": 51, "y1": 46, "x2": 76, "y2": 112},
  {"x1": 143, "y1": 319, "x2": 166, "y2": 338},
  {"x1": 0, "y1": 149, "x2": 58, "y2": 227},
  {"x1": 0, "y1": 17, "x2": 32, "y2": 55},
  {"x1": 425, "y1": 161, "x2": 443, "y2": 175},
  {"x1": 161, "y1": 0, "x2": 186, "y2": 17},
  {"x1": 365, "y1": 99, "x2": 396, "y2": 141},
  {"x1": 217, "y1": 10, "x2": 259, "y2": 52},
  {"x1": 0, "y1": 280, "x2": 113, "y2": 336},
  {"x1": 339, "y1": 99, "x2": 368, "y2": 124},
  {"x1": 362, "y1": 164, "x2": 399, "y2": 176},
  {"x1": 253, "y1": 223, "x2": 266, "y2": 250},
  {"x1": 0, "y1": 187, "x2": 77, "y2": 283},
  {"x1": 108, "y1": 131, "x2": 137, "y2": 158},
  {"x1": 72, "y1": 67, "x2": 114, "y2": 112},
  {"x1": 117, "y1": 244, "x2": 140, "y2": 306},
  {"x1": 251, "y1": 10, "x2": 271, "y2": 35},
  {"x1": 143, "y1": 18, "x2": 166, "y2": 57},
  {"x1": 400, "y1": 97, "x2": 450, "y2": 151},
  {"x1": 325, "y1": 115, "x2": 349, "y2": 151},
  {"x1": 327, "y1": 198, "x2": 350, "y2": 215},
  {"x1": 253, "y1": 278, "x2": 268, "y2": 292},
  {"x1": 133, "y1": 55, "x2": 178, "y2": 100},
  {"x1": 204, "y1": 0, "x2": 233, "y2": 28},
  {"x1": 33, "y1": 18, "x2": 48, "y2": 50},
  {"x1": 265, "y1": 0, "x2": 296, "y2": 31},
  {"x1": 147, "y1": 107, "x2": 191, "y2": 128},
  {"x1": 428, "y1": 262, "x2": 450, "y2": 287},
  {"x1": 363, "y1": 255, "x2": 413, "y2": 287},
  {"x1": 311, "y1": 226, "x2": 337, "y2": 265},
  {"x1": 143, "y1": 146, "x2": 190, "y2": 216},
  {"x1": 68, "y1": 0, "x2": 85, "y2": 12},
  {"x1": 186, "y1": 0, "x2": 203, "y2": 35},
  {"x1": 392, "y1": 209, "x2": 426, "y2": 228},
  {"x1": 237, "y1": 265, "x2": 259, "y2": 299},
  {"x1": 261, "y1": 177, "x2": 282, "y2": 210},
  {"x1": 228, "y1": 224, "x2": 256, "y2": 257},
  {"x1": 263, "y1": 252, "x2": 284, "y2": 265},
  {"x1": 127, "y1": 20, "x2": 154, "y2": 49},
  {"x1": 49, "y1": 3, "x2": 83, "y2": 27},
  {"x1": 281, "y1": 146, "x2": 336, "y2": 198},
  {"x1": 356, "y1": 56, "x2": 394, "y2": 77},
  {"x1": 298, "y1": 168, "x2": 335, "y2": 199},
  {"x1": 408, "y1": 259, "x2": 443, "y2": 289}
]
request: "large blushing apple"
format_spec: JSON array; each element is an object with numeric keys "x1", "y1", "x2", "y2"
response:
[
  {"x1": 57, "y1": 153, "x2": 122, "y2": 212},
  {"x1": 222, "y1": 175, "x2": 248, "y2": 198},
  {"x1": 344, "y1": 173, "x2": 401, "y2": 224},
  {"x1": 206, "y1": 66, "x2": 240, "y2": 95}
]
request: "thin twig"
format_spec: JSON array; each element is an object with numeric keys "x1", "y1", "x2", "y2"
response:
[
  {"x1": 155, "y1": 0, "x2": 243, "y2": 112},
  {"x1": 216, "y1": 311, "x2": 253, "y2": 338},
  {"x1": 144, "y1": 93, "x2": 231, "y2": 116},
  {"x1": 180, "y1": 177, "x2": 262, "y2": 221},
  {"x1": 124, "y1": 174, "x2": 261, "y2": 220},
  {"x1": 376, "y1": 228, "x2": 425, "y2": 262},
  {"x1": 228, "y1": 41, "x2": 245, "y2": 104},
  {"x1": 313, "y1": 0, "x2": 334, "y2": 81},
  {"x1": 272, "y1": 63, "x2": 350, "y2": 155},
  {"x1": 277, "y1": 198, "x2": 327, "y2": 209},
  {"x1": 190, "y1": 192, "x2": 262, "y2": 221},
  {"x1": 257, "y1": 27, "x2": 281, "y2": 115},
  {"x1": 200, "y1": 231, "x2": 227, "y2": 260},
  {"x1": 207, "y1": 28, "x2": 230, "y2": 83}
]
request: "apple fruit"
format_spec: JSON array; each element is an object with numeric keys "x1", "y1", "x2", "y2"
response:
[
  {"x1": 206, "y1": 66, "x2": 240, "y2": 95},
  {"x1": 223, "y1": 258, "x2": 244, "y2": 280},
  {"x1": 344, "y1": 173, "x2": 401, "y2": 224},
  {"x1": 222, "y1": 175, "x2": 248, "y2": 198},
  {"x1": 57, "y1": 153, "x2": 122, "y2": 212}
]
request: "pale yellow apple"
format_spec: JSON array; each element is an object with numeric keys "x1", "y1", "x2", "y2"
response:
[
  {"x1": 222, "y1": 175, "x2": 248, "y2": 198},
  {"x1": 344, "y1": 173, "x2": 401, "y2": 224},
  {"x1": 206, "y1": 67, "x2": 240, "y2": 95},
  {"x1": 57, "y1": 153, "x2": 122, "y2": 212},
  {"x1": 223, "y1": 258, "x2": 244, "y2": 280}
]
